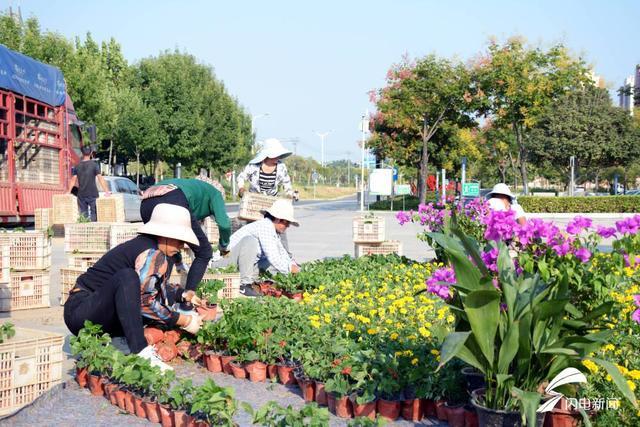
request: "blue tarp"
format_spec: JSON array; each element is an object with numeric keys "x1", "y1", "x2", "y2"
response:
[{"x1": 0, "y1": 44, "x2": 66, "y2": 106}]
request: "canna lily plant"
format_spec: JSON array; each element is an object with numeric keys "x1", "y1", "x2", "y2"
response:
[{"x1": 431, "y1": 217, "x2": 638, "y2": 426}]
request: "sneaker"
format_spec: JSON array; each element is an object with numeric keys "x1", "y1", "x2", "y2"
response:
[
  {"x1": 137, "y1": 345, "x2": 173, "y2": 371},
  {"x1": 239, "y1": 284, "x2": 262, "y2": 297}
]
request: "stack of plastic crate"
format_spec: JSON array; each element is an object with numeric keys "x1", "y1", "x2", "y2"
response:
[
  {"x1": 109, "y1": 223, "x2": 141, "y2": 249},
  {"x1": 0, "y1": 327, "x2": 64, "y2": 416},
  {"x1": 0, "y1": 230, "x2": 52, "y2": 312},
  {"x1": 352, "y1": 215, "x2": 402, "y2": 257},
  {"x1": 97, "y1": 194, "x2": 125, "y2": 223},
  {"x1": 61, "y1": 223, "x2": 111, "y2": 304},
  {"x1": 52, "y1": 194, "x2": 78, "y2": 224},
  {"x1": 34, "y1": 207, "x2": 53, "y2": 230}
]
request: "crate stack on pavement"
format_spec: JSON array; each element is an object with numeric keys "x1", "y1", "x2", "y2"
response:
[
  {"x1": 60, "y1": 222, "x2": 141, "y2": 305},
  {"x1": 352, "y1": 214, "x2": 403, "y2": 257},
  {"x1": 0, "y1": 229, "x2": 52, "y2": 312}
]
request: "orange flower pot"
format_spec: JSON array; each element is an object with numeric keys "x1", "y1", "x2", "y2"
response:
[
  {"x1": 196, "y1": 304, "x2": 217, "y2": 321},
  {"x1": 401, "y1": 398, "x2": 423, "y2": 421},
  {"x1": 134, "y1": 395, "x2": 147, "y2": 418},
  {"x1": 445, "y1": 404, "x2": 465, "y2": 427},
  {"x1": 315, "y1": 381, "x2": 328, "y2": 406},
  {"x1": 435, "y1": 399, "x2": 448, "y2": 421},
  {"x1": 334, "y1": 395, "x2": 353, "y2": 419},
  {"x1": 276, "y1": 364, "x2": 296, "y2": 385},
  {"x1": 144, "y1": 400, "x2": 162, "y2": 423},
  {"x1": 88, "y1": 374, "x2": 104, "y2": 397},
  {"x1": 76, "y1": 367, "x2": 88, "y2": 388},
  {"x1": 204, "y1": 352, "x2": 222, "y2": 373},
  {"x1": 124, "y1": 391, "x2": 135, "y2": 414},
  {"x1": 159, "y1": 404, "x2": 174, "y2": 427},
  {"x1": 173, "y1": 410, "x2": 191, "y2": 427},
  {"x1": 246, "y1": 360, "x2": 268, "y2": 382},
  {"x1": 377, "y1": 399, "x2": 401, "y2": 421},
  {"x1": 351, "y1": 399, "x2": 376, "y2": 420},
  {"x1": 267, "y1": 364, "x2": 278, "y2": 379},
  {"x1": 220, "y1": 355, "x2": 236, "y2": 375},
  {"x1": 230, "y1": 361, "x2": 247, "y2": 379},
  {"x1": 298, "y1": 378, "x2": 316, "y2": 402}
]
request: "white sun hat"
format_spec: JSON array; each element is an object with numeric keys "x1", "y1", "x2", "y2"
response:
[
  {"x1": 250, "y1": 138, "x2": 292, "y2": 164},
  {"x1": 138, "y1": 203, "x2": 199, "y2": 246},
  {"x1": 261, "y1": 199, "x2": 299, "y2": 227},
  {"x1": 487, "y1": 183, "x2": 516, "y2": 201}
]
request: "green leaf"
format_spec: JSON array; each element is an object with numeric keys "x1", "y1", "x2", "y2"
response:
[
  {"x1": 464, "y1": 289, "x2": 501, "y2": 367},
  {"x1": 497, "y1": 322, "x2": 519, "y2": 374},
  {"x1": 587, "y1": 358, "x2": 638, "y2": 408},
  {"x1": 511, "y1": 387, "x2": 541, "y2": 427},
  {"x1": 438, "y1": 331, "x2": 471, "y2": 369}
]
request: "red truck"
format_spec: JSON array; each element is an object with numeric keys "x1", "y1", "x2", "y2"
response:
[{"x1": 0, "y1": 44, "x2": 84, "y2": 223}]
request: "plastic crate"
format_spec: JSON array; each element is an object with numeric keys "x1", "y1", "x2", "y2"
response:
[
  {"x1": 34, "y1": 208, "x2": 53, "y2": 230},
  {"x1": 202, "y1": 217, "x2": 219, "y2": 244},
  {"x1": 64, "y1": 223, "x2": 111, "y2": 253},
  {"x1": 109, "y1": 223, "x2": 141, "y2": 249},
  {"x1": 354, "y1": 240, "x2": 403, "y2": 258},
  {"x1": 0, "y1": 230, "x2": 51, "y2": 270},
  {"x1": 67, "y1": 254, "x2": 102, "y2": 269},
  {"x1": 0, "y1": 271, "x2": 50, "y2": 312},
  {"x1": 0, "y1": 246, "x2": 8, "y2": 282},
  {"x1": 238, "y1": 193, "x2": 278, "y2": 221},
  {"x1": 169, "y1": 271, "x2": 241, "y2": 300},
  {"x1": 52, "y1": 194, "x2": 78, "y2": 224},
  {"x1": 60, "y1": 267, "x2": 85, "y2": 305},
  {"x1": 96, "y1": 194, "x2": 125, "y2": 223},
  {"x1": 0, "y1": 327, "x2": 64, "y2": 416},
  {"x1": 352, "y1": 215, "x2": 385, "y2": 243}
]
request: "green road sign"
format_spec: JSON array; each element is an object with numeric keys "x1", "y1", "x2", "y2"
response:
[
  {"x1": 394, "y1": 184, "x2": 410, "y2": 195},
  {"x1": 462, "y1": 182, "x2": 480, "y2": 197}
]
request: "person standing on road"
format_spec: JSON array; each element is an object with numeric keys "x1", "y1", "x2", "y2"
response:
[
  {"x1": 140, "y1": 178, "x2": 231, "y2": 292},
  {"x1": 486, "y1": 183, "x2": 526, "y2": 225},
  {"x1": 237, "y1": 138, "x2": 296, "y2": 199},
  {"x1": 64, "y1": 204, "x2": 204, "y2": 370},
  {"x1": 67, "y1": 145, "x2": 110, "y2": 222},
  {"x1": 228, "y1": 199, "x2": 300, "y2": 296}
]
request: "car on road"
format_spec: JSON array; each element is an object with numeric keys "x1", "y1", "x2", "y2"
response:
[
  {"x1": 626, "y1": 189, "x2": 640, "y2": 196},
  {"x1": 100, "y1": 176, "x2": 142, "y2": 222}
]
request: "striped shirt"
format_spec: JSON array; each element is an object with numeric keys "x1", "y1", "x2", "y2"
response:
[
  {"x1": 237, "y1": 162, "x2": 294, "y2": 197},
  {"x1": 259, "y1": 170, "x2": 277, "y2": 195}
]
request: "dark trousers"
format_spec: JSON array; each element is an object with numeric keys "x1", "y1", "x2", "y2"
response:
[
  {"x1": 64, "y1": 269, "x2": 147, "y2": 353},
  {"x1": 77, "y1": 196, "x2": 97, "y2": 222},
  {"x1": 140, "y1": 189, "x2": 212, "y2": 291}
]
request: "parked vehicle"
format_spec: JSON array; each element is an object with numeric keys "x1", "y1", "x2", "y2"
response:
[
  {"x1": 0, "y1": 44, "x2": 84, "y2": 223},
  {"x1": 100, "y1": 176, "x2": 142, "y2": 222}
]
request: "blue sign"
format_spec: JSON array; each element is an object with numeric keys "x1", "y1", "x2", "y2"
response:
[
  {"x1": 392, "y1": 167, "x2": 398, "y2": 181},
  {"x1": 0, "y1": 44, "x2": 66, "y2": 106}
]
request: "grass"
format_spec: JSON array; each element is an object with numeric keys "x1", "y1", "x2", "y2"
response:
[{"x1": 296, "y1": 185, "x2": 356, "y2": 200}]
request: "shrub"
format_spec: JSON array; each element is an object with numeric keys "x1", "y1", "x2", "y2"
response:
[{"x1": 519, "y1": 196, "x2": 640, "y2": 213}]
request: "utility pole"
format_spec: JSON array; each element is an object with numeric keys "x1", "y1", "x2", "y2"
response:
[
  {"x1": 360, "y1": 112, "x2": 368, "y2": 211},
  {"x1": 314, "y1": 131, "x2": 332, "y2": 167},
  {"x1": 345, "y1": 151, "x2": 352, "y2": 185}
]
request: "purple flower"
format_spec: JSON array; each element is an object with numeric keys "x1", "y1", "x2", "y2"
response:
[
  {"x1": 426, "y1": 267, "x2": 456, "y2": 300},
  {"x1": 574, "y1": 247, "x2": 592, "y2": 263},
  {"x1": 396, "y1": 211, "x2": 411, "y2": 225},
  {"x1": 481, "y1": 247, "x2": 499, "y2": 273},
  {"x1": 634, "y1": 295, "x2": 640, "y2": 307},
  {"x1": 595, "y1": 226, "x2": 617, "y2": 239},
  {"x1": 566, "y1": 216, "x2": 592, "y2": 235},
  {"x1": 552, "y1": 240, "x2": 571, "y2": 257},
  {"x1": 514, "y1": 218, "x2": 559, "y2": 246},
  {"x1": 633, "y1": 309, "x2": 640, "y2": 324},
  {"x1": 615, "y1": 215, "x2": 640, "y2": 235},
  {"x1": 483, "y1": 210, "x2": 518, "y2": 242}
]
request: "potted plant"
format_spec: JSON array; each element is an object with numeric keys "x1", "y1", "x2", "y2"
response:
[
  {"x1": 143, "y1": 368, "x2": 176, "y2": 424},
  {"x1": 431, "y1": 220, "x2": 638, "y2": 426},
  {"x1": 243, "y1": 401, "x2": 330, "y2": 426},
  {"x1": 441, "y1": 361, "x2": 467, "y2": 427},
  {"x1": 168, "y1": 378, "x2": 196, "y2": 427},
  {"x1": 196, "y1": 279, "x2": 225, "y2": 321},
  {"x1": 190, "y1": 378, "x2": 237, "y2": 427},
  {"x1": 325, "y1": 373, "x2": 353, "y2": 418},
  {"x1": 197, "y1": 321, "x2": 226, "y2": 372},
  {"x1": 70, "y1": 321, "x2": 111, "y2": 389}
]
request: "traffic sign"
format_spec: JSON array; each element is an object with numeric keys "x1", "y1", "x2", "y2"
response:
[
  {"x1": 462, "y1": 182, "x2": 480, "y2": 197},
  {"x1": 394, "y1": 184, "x2": 410, "y2": 195},
  {"x1": 392, "y1": 167, "x2": 398, "y2": 181}
]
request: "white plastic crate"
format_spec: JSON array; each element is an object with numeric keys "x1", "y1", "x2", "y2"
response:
[
  {"x1": 60, "y1": 267, "x2": 85, "y2": 305},
  {"x1": 0, "y1": 230, "x2": 51, "y2": 270},
  {"x1": 52, "y1": 194, "x2": 78, "y2": 224},
  {"x1": 34, "y1": 208, "x2": 53, "y2": 230},
  {"x1": 0, "y1": 271, "x2": 50, "y2": 312},
  {"x1": 96, "y1": 194, "x2": 125, "y2": 223},
  {"x1": 354, "y1": 240, "x2": 403, "y2": 258},
  {"x1": 109, "y1": 223, "x2": 141, "y2": 249},
  {"x1": 202, "y1": 217, "x2": 219, "y2": 245},
  {"x1": 352, "y1": 215, "x2": 385, "y2": 243},
  {"x1": 238, "y1": 193, "x2": 278, "y2": 221},
  {"x1": 64, "y1": 223, "x2": 111, "y2": 253},
  {"x1": 67, "y1": 254, "x2": 102, "y2": 269},
  {"x1": 0, "y1": 327, "x2": 64, "y2": 416}
]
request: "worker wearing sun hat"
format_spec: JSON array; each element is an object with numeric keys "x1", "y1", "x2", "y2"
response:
[
  {"x1": 64, "y1": 204, "x2": 205, "y2": 370},
  {"x1": 227, "y1": 199, "x2": 300, "y2": 296},
  {"x1": 486, "y1": 183, "x2": 526, "y2": 225},
  {"x1": 237, "y1": 138, "x2": 296, "y2": 198}
]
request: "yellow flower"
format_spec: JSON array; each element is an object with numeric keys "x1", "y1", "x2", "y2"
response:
[
  {"x1": 581, "y1": 360, "x2": 599, "y2": 374},
  {"x1": 628, "y1": 370, "x2": 640, "y2": 380},
  {"x1": 418, "y1": 327, "x2": 431, "y2": 338},
  {"x1": 446, "y1": 315, "x2": 455, "y2": 323},
  {"x1": 430, "y1": 349, "x2": 440, "y2": 356},
  {"x1": 367, "y1": 328, "x2": 378, "y2": 335},
  {"x1": 603, "y1": 344, "x2": 615, "y2": 352},
  {"x1": 411, "y1": 358, "x2": 419, "y2": 365},
  {"x1": 344, "y1": 323, "x2": 355, "y2": 332},
  {"x1": 627, "y1": 380, "x2": 636, "y2": 392},
  {"x1": 390, "y1": 332, "x2": 399, "y2": 340}
]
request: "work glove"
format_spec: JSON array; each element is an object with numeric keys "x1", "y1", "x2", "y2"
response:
[
  {"x1": 183, "y1": 290, "x2": 202, "y2": 307},
  {"x1": 181, "y1": 314, "x2": 203, "y2": 335}
]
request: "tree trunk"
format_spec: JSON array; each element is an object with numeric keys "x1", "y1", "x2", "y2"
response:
[
  {"x1": 514, "y1": 123, "x2": 529, "y2": 195},
  {"x1": 154, "y1": 158, "x2": 162, "y2": 183}
]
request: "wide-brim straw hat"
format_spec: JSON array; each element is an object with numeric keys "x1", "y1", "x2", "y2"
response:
[
  {"x1": 138, "y1": 203, "x2": 199, "y2": 246},
  {"x1": 487, "y1": 183, "x2": 516, "y2": 201},
  {"x1": 261, "y1": 199, "x2": 299, "y2": 227},
  {"x1": 250, "y1": 138, "x2": 292, "y2": 164}
]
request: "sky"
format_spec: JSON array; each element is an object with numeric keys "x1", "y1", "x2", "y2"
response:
[{"x1": 8, "y1": 0, "x2": 640, "y2": 164}]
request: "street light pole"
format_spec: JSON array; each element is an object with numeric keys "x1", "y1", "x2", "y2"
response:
[
  {"x1": 315, "y1": 131, "x2": 331, "y2": 167},
  {"x1": 360, "y1": 112, "x2": 368, "y2": 212}
]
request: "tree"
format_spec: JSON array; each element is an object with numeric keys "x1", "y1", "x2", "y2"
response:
[
  {"x1": 529, "y1": 86, "x2": 640, "y2": 189},
  {"x1": 368, "y1": 54, "x2": 476, "y2": 204},
  {"x1": 473, "y1": 37, "x2": 591, "y2": 194}
]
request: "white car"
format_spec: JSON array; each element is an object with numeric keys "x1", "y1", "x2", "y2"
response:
[{"x1": 100, "y1": 176, "x2": 142, "y2": 222}]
